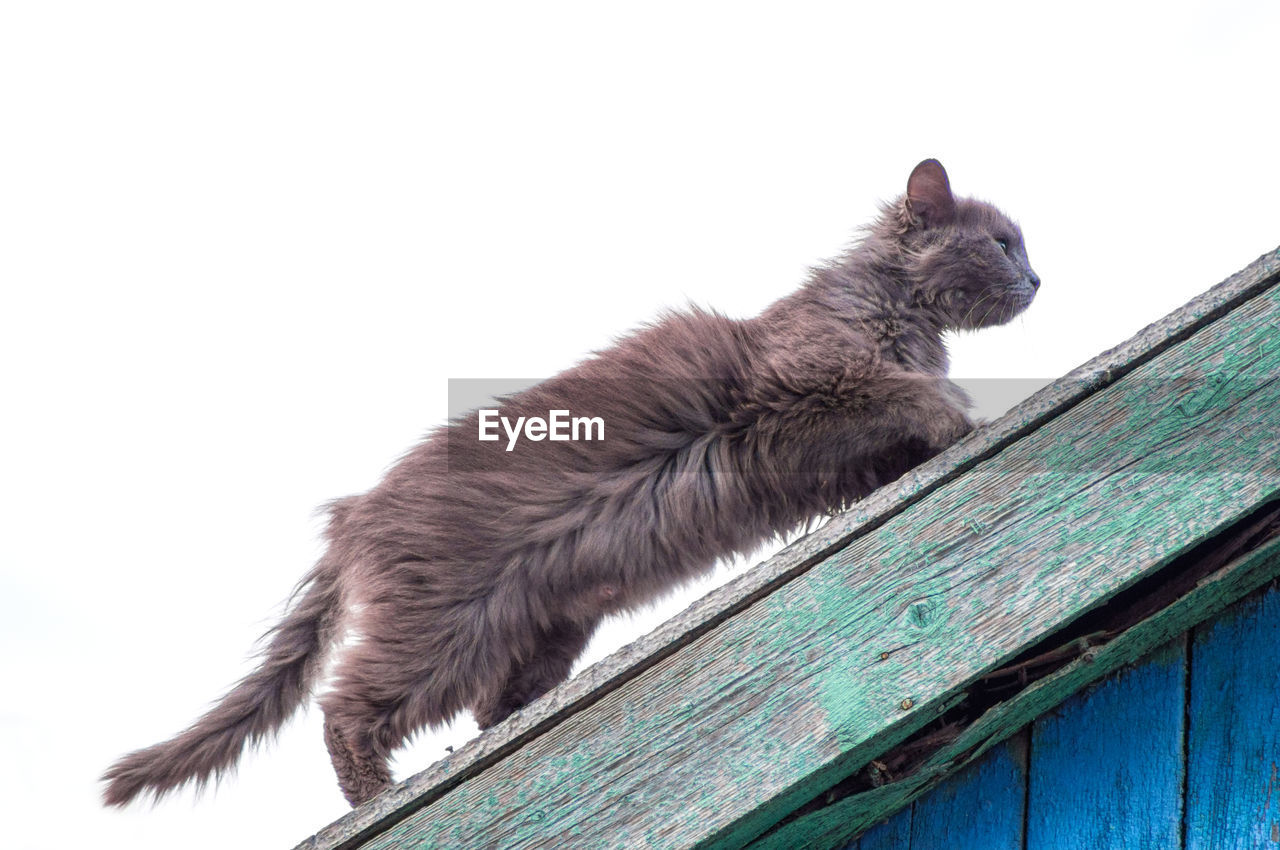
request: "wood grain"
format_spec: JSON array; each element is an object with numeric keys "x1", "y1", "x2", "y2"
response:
[
  {"x1": 296, "y1": 247, "x2": 1278, "y2": 850},
  {"x1": 851, "y1": 805, "x2": 911, "y2": 850},
  {"x1": 1186, "y1": 585, "x2": 1280, "y2": 849},
  {"x1": 331, "y1": 272, "x2": 1280, "y2": 848},
  {"x1": 827, "y1": 583, "x2": 1280, "y2": 850},
  {"x1": 1027, "y1": 639, "x2": 1186, "y2": 849},
  {"x1": 748, "y1": 534, "x2": 1280, "y2": 850},
  {"x1": 909, "y1": 732, "x2": 1026, "y2": 850}
]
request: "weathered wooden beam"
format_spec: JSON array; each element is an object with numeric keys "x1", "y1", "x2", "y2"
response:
[
  {"x1": 1186, "y1": 583, "x2": 1280, "y2": 845},
  {"x1": 1026, "y1": 639, "x2": 1188, "y2": 849},
  {"x1": 905, "y1": 733, "x2": 1027, "y2": 849},
  {"x1": 748, "y1": 532, "x2": 1280, "y2": 849},
  {"x1": 296, "y1": 246, "x2": 1280, "y2": 850}
]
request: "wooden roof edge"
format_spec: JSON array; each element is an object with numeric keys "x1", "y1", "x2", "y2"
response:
[
  {"x1": 751, "y1": 504, "x2": 1280, "y2": 849},
  {"x1": 295, "y1": 244, "x2": 1280, "y2": 850}
]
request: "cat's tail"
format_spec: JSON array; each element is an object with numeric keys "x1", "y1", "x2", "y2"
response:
[{"x1": 101, "y1": 501, "x2": 354, "y2": 807}]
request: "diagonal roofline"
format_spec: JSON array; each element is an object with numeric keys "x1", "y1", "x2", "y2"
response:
[{"x1": 297, "y1": 245, "x2": 1280, "y2": 850}]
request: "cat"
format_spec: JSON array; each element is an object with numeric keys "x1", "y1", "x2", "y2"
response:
[{"x1": 102, "y1": 159, "x2": 1039, "y2": 808}]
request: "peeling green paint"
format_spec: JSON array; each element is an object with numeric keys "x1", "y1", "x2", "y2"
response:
[{"x1": 356, "y1": 282, "x2": 1280, "y2": 850}]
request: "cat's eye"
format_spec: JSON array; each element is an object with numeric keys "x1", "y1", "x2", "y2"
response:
[{"x1": 995, "y1": 238, "x2": 1009, "y2": 254}]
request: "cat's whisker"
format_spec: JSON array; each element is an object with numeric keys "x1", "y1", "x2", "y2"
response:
[
  {"x1": 977, "y1": 294, "x2": 1004, "y2": 328},
  {"x1": 961, "y1": 289, "x2": 996, "y2": 329}
]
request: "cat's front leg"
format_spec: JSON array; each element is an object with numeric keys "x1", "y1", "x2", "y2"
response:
[
  {"x1": 778, "y1": 366, "x2": 977, "y2": 509},
  {"x1": 742, "y1": 365, "x2": 969, "y2": 521},
  {"x1": 857, "y1": 369, "x2": 976, "y2": 456}
]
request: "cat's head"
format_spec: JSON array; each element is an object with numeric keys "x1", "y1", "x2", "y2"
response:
[{"x1": 895, "y1": 159, "x2": 1039, "y2": 330}]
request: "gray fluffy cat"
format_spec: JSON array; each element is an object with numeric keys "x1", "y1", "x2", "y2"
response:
[{"x1": 103, "y1": 159, "x2": 1039, "y2": 808}]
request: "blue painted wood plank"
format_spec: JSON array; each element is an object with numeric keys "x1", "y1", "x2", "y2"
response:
[
  {"x1": 1186, "y1": 584, "x2": 1280, "y2": 850},
  {"x1": 839, "y1": 733, "x2": 1027, "y2": 850},
  {"x1": 851, "y1": 804, "x2": 911, "y2": 850},
  {"x1": 909, "y1": 732, "x2": 1027, "y2": 850},
  {"x1": 1027, "y1": 638, "x2": 1187, "y2": 850}
]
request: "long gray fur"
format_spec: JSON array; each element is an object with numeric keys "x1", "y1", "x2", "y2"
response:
[{"x1": 102, "y1": 159, "x2": 1039, "y2": 808}]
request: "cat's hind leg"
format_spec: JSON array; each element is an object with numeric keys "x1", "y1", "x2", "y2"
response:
[
  {"x1": 319, "y1": 639, "x2": 404, "y2": 807},
  {"x1": 319, "y1": 592, "x2": 519, "y2": 806},
  {"x1": 322, "y1": 710, "x2": 392, "y2": 807},
  {"x1": 472, "y1": 619, "x2": 595, "y2": 729},
  {"x1": 317, "y1": 626, "x2": 451, "y2": 805}
]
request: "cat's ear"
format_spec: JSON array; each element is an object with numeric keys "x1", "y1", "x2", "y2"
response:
[{"x1": 906, "y1": 159, "x2": 956, "y2": 229}]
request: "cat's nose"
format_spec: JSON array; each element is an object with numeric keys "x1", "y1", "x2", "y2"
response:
[{"x1": 1027, "y1": 271, "x2": 1041, "y2": 290}]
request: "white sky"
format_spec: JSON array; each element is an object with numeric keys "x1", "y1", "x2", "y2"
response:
[{"x1": 3, "y1": 2, "x2": 1278, "y2": 848}]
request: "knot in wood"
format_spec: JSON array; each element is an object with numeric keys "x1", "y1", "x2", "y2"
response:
[
  {"x1": 1175, "y1": 371, "x2": 1231, "y2": 418},
  {"x1": 903, "y1": 598, "x2": 941, "y2": 631}
]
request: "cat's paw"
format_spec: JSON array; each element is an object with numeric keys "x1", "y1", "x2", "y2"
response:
[{"x1": 922, "y1": 378, "x2": 977, "y2": 449}]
